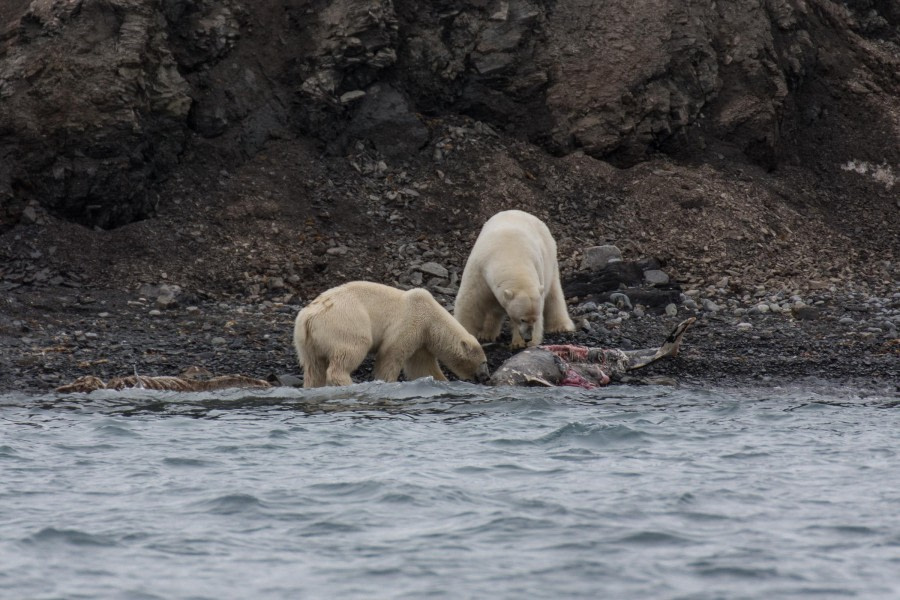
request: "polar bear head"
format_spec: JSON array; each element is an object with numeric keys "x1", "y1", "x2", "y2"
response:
[
  {"x1": 503, "y1": 287, "x2": 543, "y2": 344},
  {"x1": 443, "y1": 337, "x2": 491, "y2": 383}
]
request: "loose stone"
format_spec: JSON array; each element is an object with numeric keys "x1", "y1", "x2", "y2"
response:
[
  {"x1": 644, "y1": 269, "x2": 669, "y2": 285},
  {"x1": 609, "y1": 292, "x2": 632, "y2": 310},
  {"x1": 702, "y1": 299, "x2": 720, "y2": 312},
  {"x1": 579, "y1": 301, "x2": 598, "y2": 313},
  {"x1": 418, "y1": 262, "x2": 449, "y2": 279},
  {"x1": 581, "y1": 245, "x2": 622, "y2": 271}
]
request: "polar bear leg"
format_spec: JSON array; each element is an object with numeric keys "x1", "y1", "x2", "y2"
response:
[
  {"x1": 325, "y1": 363, "x2": 356, "y2": 387},
  {"x1": 543, "y1": 277, "x2": 575, "y2": 333},
  {"x1": 324, "y1": 340, "x2": 369, "y2": 387},
  {"x1": 510, "y1": 327, "x2": 526, "y2": 349},
  {"x1": 531, "y1": 316, "x2": 544, "y2": 347},
  {"x1": 372, "y1": 350, "x2": 405, "y2": 382},
  {"x1": 302, "y1": 354, "x2": 328, "y2": 388},
  {"x1": 455, "y1": 282, "x2": 504, "y2": 342},
  {"x1": 478, "y1": 305, "x2": 505, "y2": 342},
  {"x1": 403, "y1": 349, "x2": 448, "y2": 381},
  {"x1": 453, "y1": 293, "x2": 481, "y2": 337},
  {"x1": 372, "y1": 324, "x2": 414, "y2": 382}
]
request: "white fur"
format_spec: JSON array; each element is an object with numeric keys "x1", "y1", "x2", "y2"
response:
[
  {"x1": 294, "y1": 281, "x2": 489, "y2": 388},
  {"x1": 454, "y1": 210, "x2": 575, "y2": 348}
]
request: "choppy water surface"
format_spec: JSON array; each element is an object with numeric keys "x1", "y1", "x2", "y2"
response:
[{"x1": 2, "y1": 381, "x2": 899, "y2": 599}]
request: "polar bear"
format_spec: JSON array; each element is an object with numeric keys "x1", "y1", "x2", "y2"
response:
[
  {"x1": 454, "y1": 210, "x2": 575, "y2": 348},
  {"x1": 294, "y1": 281, "x2": 490, "y2": 388}
]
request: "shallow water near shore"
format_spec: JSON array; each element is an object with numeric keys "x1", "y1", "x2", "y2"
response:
[{"x1": 2, "y1": 381, "x2": 898, "y2": 599}]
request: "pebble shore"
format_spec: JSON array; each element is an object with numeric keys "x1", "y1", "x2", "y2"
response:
[{"x1": 2, "y1": 259, "x2": 897, "y2": 395}]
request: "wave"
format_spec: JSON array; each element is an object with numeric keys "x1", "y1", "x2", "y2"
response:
[
  {"x1": 190, "y1": 493, "x2": 267, "y2": 515},
  {"x1": 23, "y1": 527, "x2": 119, "y2": 548}
]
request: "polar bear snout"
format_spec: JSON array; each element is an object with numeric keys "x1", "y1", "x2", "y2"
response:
[
  {"x1": 513, "y1": 315, "x2": 538, "y2": 343},
  {"x1": 474, "y1": 361, "x2": 491, "y2": 384},
  {"x1": 518, "y1": 322, "x2": 534, "y2": 343}
]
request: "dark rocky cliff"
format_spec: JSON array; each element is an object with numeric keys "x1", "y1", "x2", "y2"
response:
[
  {"x1": 2, "y1": 0, "x2": 898, "y2": 227},
  {"x1": 1, "y1": 0, "x2": 898, "y2": 311}
]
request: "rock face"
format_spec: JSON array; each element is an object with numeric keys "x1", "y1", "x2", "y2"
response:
[
  {"x1": 1, "y1": 0, "x2": 898, "y2": 228},
  {"x1": 1, "y1": 0, "x2": 194, "y2": 228}
]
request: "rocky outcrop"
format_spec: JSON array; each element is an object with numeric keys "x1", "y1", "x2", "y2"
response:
[
  {"x1": 1, "y1": 0, "x2": 898, "y2": 228},
  {"x1": 1, "y1": 0, "x2": 193, "y2": 228}
]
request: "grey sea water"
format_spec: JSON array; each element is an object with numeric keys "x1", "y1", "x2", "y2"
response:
[{"x1": 1, "y1": 381, "x2": 899, "y2": 599}]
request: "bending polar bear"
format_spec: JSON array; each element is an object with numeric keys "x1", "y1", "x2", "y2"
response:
[
  {"x1": 294, "y1": 281, "x2": 490, "y2": 388},
  {"x1": 455, "y1": 209, "x2": 575, "y2": 348}
]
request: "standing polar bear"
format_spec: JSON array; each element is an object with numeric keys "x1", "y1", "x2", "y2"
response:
[
  {"x1": 455, "y1": 210, "x2": 575, "y2": 348},
  {"x1": 294, "y1": 281, "x2": 490, "y2": 388}
]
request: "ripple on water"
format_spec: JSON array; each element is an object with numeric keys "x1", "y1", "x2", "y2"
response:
[
  {"x1": 23, "y1": 527, "x2": 119, "y2": 548},
  {"x1": 489, "y1": 463, "x2": 567, "y2": 477},
  {"x1": 536, "y1": 422, "x2": 652, "y2": 448},
  {"x1": 191, "y1": 493, "x2": 266, "y2": 515},
  {"x1": 0, "y1": 445, "x2": 28, "y2": 460},
  {"x1": 693, "y1": 564, "x2": 780, "y2": 580},
  {"x1": 676, "y1": 510, "x2": 733, "y2": 523},
  {"x1": 548, "y1": 447, "x2": 600, "y2": 462},
  {"x1": 93, "y1": 422, "x2": 140, "y2": 438},
  {"x1": 377, "y1": 492, "x2": 419, "y2": 505},
  {"x1": 461, "y1": 515, "x2": 558, "y2": 537},
  {"x1": 614, "y1": 530, "x2": 696, "y2": 546},
  {"x1": 299, "y1": 519, "x2": 366, "y2": 537},
  {"x1": 113, "y1": 591, "x2": 166, "y2": 600},
  {"x1": 805, "y1": 524, "x2": 881, "y2": 536},
  {"x1": 161, "y1": 457, "x2": 216, "y2": 468},
  {"x1": 720, "y1": 450, "x2": 772, "y2": 460},
  {"x1": 53, "y1": 441, "x2": 117, "y2": 452},
  {"x1": 146, "y1": 539, "x2": 216, "y2": 557},
  {"x1": 306, "y1": 480, "x2": 384, "y2": 500}
]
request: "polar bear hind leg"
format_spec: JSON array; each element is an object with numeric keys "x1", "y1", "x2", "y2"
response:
[
  {"x1": 302, "y1": 354, "x2": 328, "y2": 388},
  {"x1": 324, "y1": 340, "x2": 369, "y2": 386},
  {"x1": 297, "y1": 293, "x2": 372, "y2": 387},
  {"x1": 295, "y1": 309, "x2": 329, "y2": 388}
]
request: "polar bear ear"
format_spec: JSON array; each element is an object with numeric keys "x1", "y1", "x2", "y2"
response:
[{"x1": 503, "y1": 289, "x2": 514, "y2": 300}]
